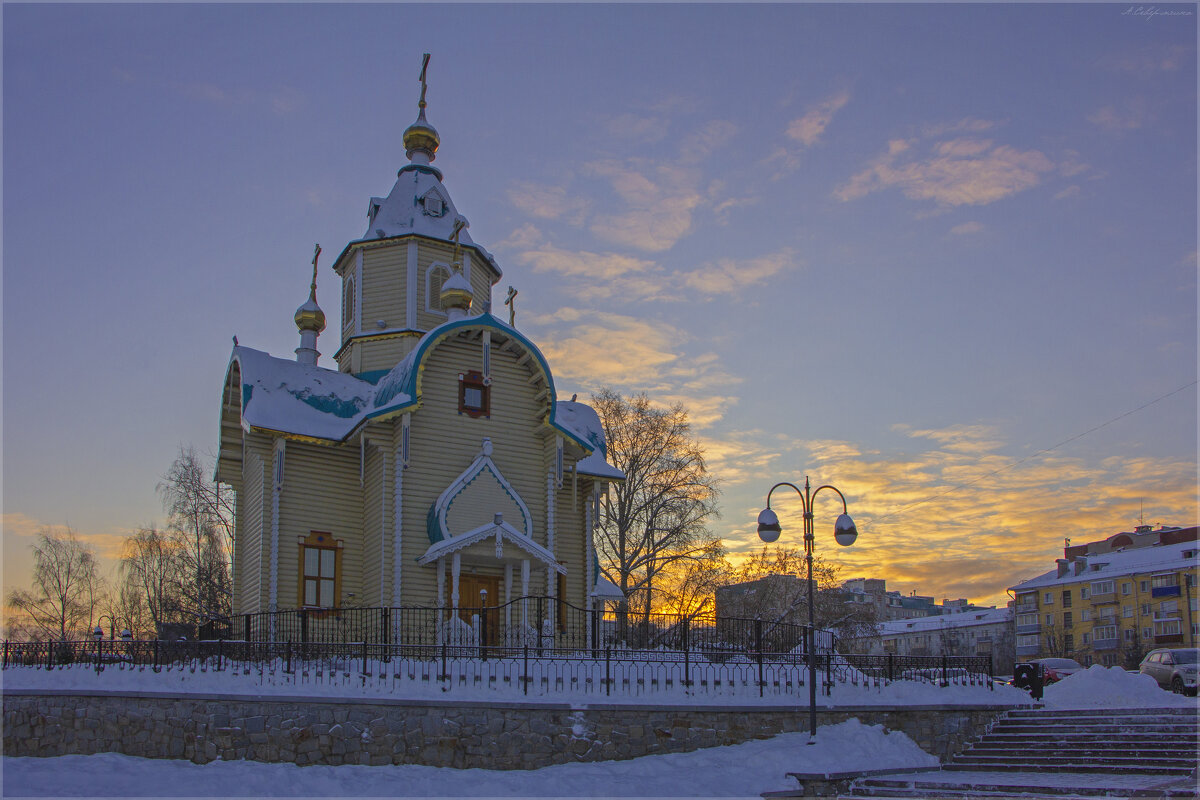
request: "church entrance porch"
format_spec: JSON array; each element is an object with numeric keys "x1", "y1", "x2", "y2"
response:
[{"x1": 454, "y1": 572, "x2": 500, "y2": 646}]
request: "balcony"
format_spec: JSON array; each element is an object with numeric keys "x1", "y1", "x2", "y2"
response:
[
  {"x1": 1016, "y1": 603, "x2": 1038, "y2": 614},
  {"x1": 1015, "y1": 623, "x2": 1041, "y2": 635},
  {"x1": 1016, "y1": 644, "x2": 1040, "y2": 656},
  {"x1": 1155, "y1": 632, "x2": 1185, "y2": 645},
  {"x1": 1151, "y1": 585, "x2": 1181, "y2": 598},
  {"x1": 1091, "y1": 637, "x2": 1120, "y2": 651}
]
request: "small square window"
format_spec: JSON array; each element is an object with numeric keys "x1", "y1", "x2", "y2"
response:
[{"x1": 458, "y1": 370, "x2": 490, "y2": 418}]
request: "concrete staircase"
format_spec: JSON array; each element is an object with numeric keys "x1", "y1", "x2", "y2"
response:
[{"x1": 840, "y1": 707, "x2": 1199, "y2": 799}]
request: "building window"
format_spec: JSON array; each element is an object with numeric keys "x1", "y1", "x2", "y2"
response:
[
  {"x1": 1142, "y1": 627, "x2": 1152, "y2": 639},
  {"x1": 1045, "y1": 613, "x2": 1053, "y2": 626},
  {"x1": 1124, "y1": 629, "x2": 1135, "y2": 641},
  {"x1": 1094, "y1": 624, "x2": 1117, "y2": 642},
  {"x1": 426, "y1": 264, "x2": 450, "y2": 314},
  {"x1": 1080, "y1": 586, "x2": 1089, "y2": 599},
  {"x1": 458, "y1": 370, "x2": 490, "y2": 418},
  {"x1": 1160, "y1": 600, "x2": 1179, "y2": 614},
  {"x1": 1081, "y1": 632, "x2": 1090, "y2": 644},
  {"x1": 1063, "y1": 611, "x2": 1072, "y2": 626},
  {"x1": 1123, "y1": 604, "x2": 1133, "y2": 618},
  {"x1": 1017, "y1": 612, "x2": 1038, "y2": 627},
  {"x1": 298, "y1": 531, "x2": 342, "y2": 609},
  {"x1": 1141, "y1": 603, "x2": 1152, "y2": 615},
  {"x1": 1121, "y1": 582, "x2": 1131, "y2": 595},
  {"x1": 1152, "y1": 574, "x2": 1179, "y2": 589},
  {"x1": 1081, "y1": 609, "x2": 1091, "y2": 622},
  {"x1": 1091, "y1": 580, "x2": 1114, "y2": 595},
  {"x1": 344, "y1": 276, "x2": 355, "y2": 329},
  {"x1": 1140, "y1": 580, "x2": 1149, "y2": 592},
  {"x1": 1064, "y1": 634, "x2": 1073, "y2": 651},
  {"x1": 1062, "y1": 590, "x2": 1072, "y2": 607},
  {"x1": 1043, "y1": 592, "x2": 1054, "y2": 605}
]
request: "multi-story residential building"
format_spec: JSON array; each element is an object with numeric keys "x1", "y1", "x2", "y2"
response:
[
  {"x1": 864, "y1": 607, "x2": 1014, "y2": 673},
  {"x1": 1010, "y1": 525, "x2": 1198, "y2": 668}
]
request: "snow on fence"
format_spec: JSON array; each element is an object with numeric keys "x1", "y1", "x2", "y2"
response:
[{"x1": 1, "y1": 637, "x2": 994, "y2": 701}]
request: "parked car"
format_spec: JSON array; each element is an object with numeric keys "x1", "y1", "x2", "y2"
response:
[
  {"x1": 1028, "y1": 657, "x2": 1084, "y2": 684},
  {"x1": 1139, "y1": 648, "x2": 1199, "y2": 696}
]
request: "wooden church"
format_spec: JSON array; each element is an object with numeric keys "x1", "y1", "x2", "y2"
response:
[{"x1": 215, "y1": 57, "x2": 623, "y2": 640}]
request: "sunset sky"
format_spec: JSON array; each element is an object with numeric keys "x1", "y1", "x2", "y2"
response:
[{"x1": 3, "y1": 4, "x2": 1196, "y2": 610}]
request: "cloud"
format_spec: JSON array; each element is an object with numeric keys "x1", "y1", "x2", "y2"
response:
[
  {"x1": 949, "y1": 221, "x2": 984, "y2": 236},
  {"x1": 921, "y1": 118, "x2": 998, "y2": 137},
  {"x1": 603, "y1": 113, "x2": 669, "y2": 144},
  {"x1": 584, "y1": 161, "x2": 705, "y2": 252},
  {"x1": 679, "y1": 120, "x2": 739, "y2": 164},
  {"x1": 1100, "y1": 44, "x2": 1190, "y2": 76},
  {"x1": 507, "y1": 182, "x2": 590, "y2": 224},
  {"x1": 786, "y1": 91, "x2": 851, "y2": 147},
  {"x1": 713, "y1": 423, "x2": 1198, "y2": 606},
  {"x1": 836, "y1": 137, "x2": 1054, "y2": 207},
  {"x1": 1054, "y1": 185, "x2": 1081, "y2": 200},
  {"x1": 683, "y1": 249, "x2": 799, "y2": 295},
  {"x1": 516, "y1": 244, "x2": 654, "y2": 280},
  {"x1": 1088, "y1": 105, "x2": 1145, "y2": 131}
]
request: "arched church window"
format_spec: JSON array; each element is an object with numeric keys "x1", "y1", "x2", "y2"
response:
[
  {"x1": 426, "y1": 264, "x2": 450, "y2": 314},
  {"x1": 344, "y1": 275, "x2": 355, "y2": 329},
  {"x1": 298, "y1": 530, "x2": 343, "y2": 610}
]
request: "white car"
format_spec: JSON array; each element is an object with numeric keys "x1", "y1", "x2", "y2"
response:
[{"x1": 1139, "y1": 648, "x2": 1199, "y2": 696}]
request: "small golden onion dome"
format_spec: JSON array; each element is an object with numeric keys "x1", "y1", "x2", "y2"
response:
[
  {"x1": 295, "y1": 297, "x2": 326, "y2": 333},
  {"x1": 404, "y1": 109, "x2": 440, "y2": 161},
  {"x1": 440, "y1": 270, "x2": 473, "y2": 311}
]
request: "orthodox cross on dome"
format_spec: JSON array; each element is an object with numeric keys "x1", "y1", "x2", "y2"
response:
[
  {"x1": 418, "y1": 53, "x2": 431, "y2": 111},
  {"x1": 309, "y1": 243, "x2": 321, "y2": 299},
  {"x1": 449, "y1": 217, "x2": 466, "y2": 270},
  {"x1": 504, "y1": 286, "x2": 518, "y2": 327}
]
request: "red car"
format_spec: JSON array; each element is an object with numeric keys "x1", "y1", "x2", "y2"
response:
[{"x1": 1030, "y1": 657, "x2": 1084, "y2": 683}]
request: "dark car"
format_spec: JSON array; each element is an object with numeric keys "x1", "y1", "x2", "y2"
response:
[
  {"x1": 1139, "y1": 648, "x2": 1199, "y2": 696},
  {"x1": 1029, "y1": 657, "x2": 1084, "y2": 684}
]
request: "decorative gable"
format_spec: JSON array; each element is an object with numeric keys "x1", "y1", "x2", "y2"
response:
[{"x1": 426, "y1": 438, "x2": 532, "y2": 544}]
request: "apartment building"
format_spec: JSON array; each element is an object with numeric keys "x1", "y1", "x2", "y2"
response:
[{"x1": 1010, "y1": 525, "x2": 1198, "y2": 668}]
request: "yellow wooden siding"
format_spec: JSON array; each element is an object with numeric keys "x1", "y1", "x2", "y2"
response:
[
  {"x1": 358, "y1": 333, "x2": 421, "y2": 374},
  {"x1": 234, "y1": 448, "x2": 265, "y2": 615},
  {"x1": 415, "y1": 241, "x2": 456, "y2": 331},
  {"x1": 360, "y1": 245, "x2": 406, "y2": 333},
  {"x1": 360, "y1": 422, "x2": 397, "y2": 607},
  {"x1": 401, "y1": 332, "x2": 555, "y2": 605},
  {"x1": 275, "y1": 440, "x2": 364, "y2": 610}
]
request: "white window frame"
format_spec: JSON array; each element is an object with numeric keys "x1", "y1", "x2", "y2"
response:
[{"x1": 425, "y1": 263, "x2": 452, "y2": 316}]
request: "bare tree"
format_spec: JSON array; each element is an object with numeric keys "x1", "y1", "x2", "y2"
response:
[
  {"x1": 6, "y1": 527, "x2": 103, "y2": 641},
  {"x1": 120, "y1": 526, "x2": 181, "y2": 632},
  {"x1": 591, "y1": 390, "x2": 720, "y2": 617},
  {"x1": 158, "y1": 446, "x2": 234, "y2": 625},
  {"x1": 717, "y1": 545, "x2": 880, "y2": 645}
]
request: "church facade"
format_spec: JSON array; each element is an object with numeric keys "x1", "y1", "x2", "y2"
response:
[{"x1": 215, "y1": 61, "x2": 623, "y2": 637}]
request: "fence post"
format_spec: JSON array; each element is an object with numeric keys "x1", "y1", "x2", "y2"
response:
[
  {"x1": 300, "y1": 610, "x2": 309, "y2": 658},
  {"x1": 825, "y1": 652, "x2": 832, "y2": 696},
  {"x1": 523, "y1": 645, "x2": 529, "y2": 696},
  {"x1": 590, "y1": 608, "x2": 600, "y2": 660},
  {"x1": 362, "y1": 639, "x2": 368, "y2": 678},
  {"x1": 605, "y1": 646, "x2": 612, "y2": 697},
  {"x1": 480, "y1": 608, "x2": 488, "y2": 662},
  {"x1": 286, "y1": 641, "x2": 292, "y2": 674},
  {"x1": 754, "y1": 619, "x2": 764, "y2": 697},
  {"x1": 441, "y1": 642, "x2": 448, "y2": 686},
  {"x1": 988, "y1": 655, "x2": 994, "y2": 690},
  {"x1": 887, "y1": 652, "x2": 894, "y2": 682},
  {"x1": 3, "y1": 640, "x2": 8, "y2": 669},
  {"x1": 47, "y1": 641, "x2": 53, "y2": 670},
  {"x1": 941, "y1": 654, "x2": 948, "y2": 687},
  {"x1": 244, "y1": 615, "x2": 251, "y2": 643},
  {"x1": 536, "y1": 597, "x2": 545, "y2": 657},
  {"x1": 380, "y1": 609, "x2": 390, "y2": 662},
  {"x1": 217, "y1": 639, "x2": 223, "y2": 672}
]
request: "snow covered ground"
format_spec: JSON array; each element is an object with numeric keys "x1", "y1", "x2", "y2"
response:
[
  {"x1": 1042, "y1": 663, "x2": 1199, "y2": 709},
  {"x1": 0, "y1": 658, "x2": 1027, "y2": 707},
  {"x1": 2, "y1": 719, "x2": 937, "y2": 798}
]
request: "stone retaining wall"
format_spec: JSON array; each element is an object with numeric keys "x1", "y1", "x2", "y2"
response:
[{"x1": 3, "y1": 690, "x2": 1011, "y2": 770}]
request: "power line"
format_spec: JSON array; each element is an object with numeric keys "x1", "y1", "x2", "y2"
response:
[{"x1": 868, "y1": 380, "x2": 1198, "y2": 527}]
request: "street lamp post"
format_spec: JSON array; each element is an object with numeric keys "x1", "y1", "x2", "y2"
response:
[{"x1": 757, "y1": 476, "x2": 857, "y2": 743}]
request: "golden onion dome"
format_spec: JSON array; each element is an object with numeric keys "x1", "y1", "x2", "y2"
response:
[
  {"x1": 404, "y1": 109, "x2": 440, "y2": 161},
  {"x1": 295, "y1": 296, "x2": 326, "y2": 333},
  {"x1": 439, "y1": 270, "x2": 473, "y2": 311}
]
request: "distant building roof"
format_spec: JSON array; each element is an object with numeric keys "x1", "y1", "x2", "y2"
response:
[{"x1": 1011, "y1": 538, "x2": 1199, "y2": 593}]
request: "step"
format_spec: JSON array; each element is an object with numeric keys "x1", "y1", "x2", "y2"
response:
[
  {"x1": 980, "y1": 731, "x2": 1199, "y2": 743},
  {"x1": 945, "y1": 761, "x2": 1194, "y2": 776},
  {"x1": 965, "y1": 745, "x2": 1199, "y2": 761},
  {"x1": 1007, "y1": 707, "x2": 1199, "y2": 718},
  {"x1": 850, "y1": 770, "x2": 1192, "y2": 798},
  {"x1": 989, "y1": 722, "x2": 1199, "y2": 735},
  {"x1": 956, "y1": 752, "x2": 1197, "y2": 766}
]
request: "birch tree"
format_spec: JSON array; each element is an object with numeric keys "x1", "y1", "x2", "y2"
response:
[{"x1": 6, "y1": 527, "x2": 103, "y2": 641}]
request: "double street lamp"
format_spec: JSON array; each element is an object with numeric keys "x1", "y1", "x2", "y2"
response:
[{"x1": 757, "y1": 477, "x2": 857, "y2": 743}]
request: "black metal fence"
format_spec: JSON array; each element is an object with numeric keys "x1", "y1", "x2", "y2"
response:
[
  {"x1": 0, "y1": 637, "x2": 994, "y2": 700},
  {"x1": 234, "y1": 596, "x2": 815, "y2": 656}
]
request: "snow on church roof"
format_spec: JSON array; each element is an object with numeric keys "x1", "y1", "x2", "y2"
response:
[
  {"x1": 231, "y1": 346, "x2": 377, "y2": 440},
  {"x1": 228, "y1": 317, "x2": 622, "y2": 484}
]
